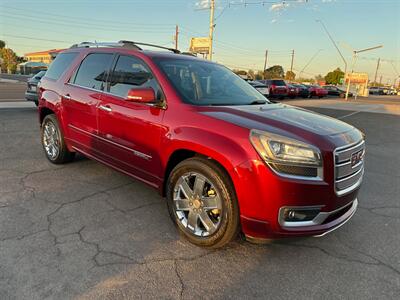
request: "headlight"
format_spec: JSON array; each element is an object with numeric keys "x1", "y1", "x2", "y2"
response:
[{"x1": 250, "y1": 129, "x2": 323, "y2": 179}]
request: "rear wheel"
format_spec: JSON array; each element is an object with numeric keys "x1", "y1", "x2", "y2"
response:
[
  {"x1": 41, "y1": 114, "x2": 75, "y2": 164},
  {"x1": 166, "y1": 157, "x2": 239, "y2": 248}
]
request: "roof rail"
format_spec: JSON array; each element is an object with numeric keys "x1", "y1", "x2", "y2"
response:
[
  {"x1": 118, "y1": 40, "x2": 180, "y2": 54},
  {"x1": 69, "y1": 41, "x2": 141, "y2": 50},
  {"x1": 70, "y1": 40, "x2": 180, "y2": 54}
]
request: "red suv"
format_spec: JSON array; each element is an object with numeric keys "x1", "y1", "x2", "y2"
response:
[
  {"x1": 38, "y1": 41, "x2": 364, "y2": 248},
  {"x1": 258, "y1": 79, "x2": 288, "y2": 99}
]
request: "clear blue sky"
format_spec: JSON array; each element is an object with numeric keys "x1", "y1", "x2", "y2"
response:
[{"x1": 1, "y1": 0, "x2": 399, "y2": 84}]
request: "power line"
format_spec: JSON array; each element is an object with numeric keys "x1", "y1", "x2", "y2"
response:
[
  {"x1": 0, "y1": 13, "x2": 173, "y2": 33},
  {"x1": 1, "y1": 5, "x2": 175, "y2": 27}
]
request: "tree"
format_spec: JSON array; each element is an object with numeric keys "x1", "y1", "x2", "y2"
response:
[
  {"x1": 297, "y1": 77, "x2": 315, "y2": 84},
  {"x1": 0, "y1": 40, "x2": 5, "y2": 49},
  {"x1": 285, "y1": 70, "x2": 296, "y2": 81},
  {"x1": 255, "y1": 70, "x2": 264, "y2": 80},
  {"x1": 247, "y1": 69, "x2": 255, "y2": 80},
  {"x1": 264, "y1": 65, "x2": 284, "y2": 79},
  {"x1": 233, "y1": 69, "x2": 247, "y2": 76},
  {"x1": 0, "y1": 48, "x2": 18, "y2": 74},
  {"x1": 324, "y1": 68, "x2": 345, "y2": 85}
]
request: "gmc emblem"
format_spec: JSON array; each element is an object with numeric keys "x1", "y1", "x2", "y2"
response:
[{"x1": 351, "y1": 150, "x2": 364, "y2": 167}]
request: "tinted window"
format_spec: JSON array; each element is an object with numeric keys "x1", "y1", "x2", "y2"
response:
[
  {"x1": 73, "y1": 53, "x2": 113, "y2": 90},
  {"x1": 45, "y1": 52, "x2": 78, "y2": 80},
  {"x1": 271, "y1": 80, "x2": 286, "y2": 86},
  {"x1": 155, "y1": 58, "x2": 268, "y2": 106},
  {"x1": 109, "y1": 55, "x2": 163, "y2": 100}
]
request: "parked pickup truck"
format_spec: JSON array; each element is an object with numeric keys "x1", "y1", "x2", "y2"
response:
[{"x1": 38, "y1": 41, "x2": 364, "y2": 247}]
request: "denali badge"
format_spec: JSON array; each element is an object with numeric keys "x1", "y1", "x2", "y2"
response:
[{"x1": 351, "y1": 149, "x2": 364, "y2": 167}]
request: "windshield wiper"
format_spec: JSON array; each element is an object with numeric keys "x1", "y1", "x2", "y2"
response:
[{"x1": 249, "y1": 100, "x2": 268, "y2": 105}]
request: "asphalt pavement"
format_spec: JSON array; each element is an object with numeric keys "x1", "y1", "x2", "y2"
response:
[{"x1": 0, "y1": 88, "x2": 399, "y2": 299}]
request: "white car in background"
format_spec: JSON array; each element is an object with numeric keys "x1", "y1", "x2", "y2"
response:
[{"x1": 248, "y1": 81, "x2": 269, "y2": 98}]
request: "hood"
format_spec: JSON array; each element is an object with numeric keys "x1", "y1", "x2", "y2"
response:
[{"x1": 200, "y1": 103, "x2": 362, "y2": 147}]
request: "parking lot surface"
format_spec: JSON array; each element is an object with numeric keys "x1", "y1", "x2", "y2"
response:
[{"x1": 0, "y1": 90, "x2": 399, "y2": 299}]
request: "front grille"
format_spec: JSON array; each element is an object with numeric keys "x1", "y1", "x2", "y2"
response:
[{"x1": 334, "y1": 140, "x2": 365, "y2": 196}]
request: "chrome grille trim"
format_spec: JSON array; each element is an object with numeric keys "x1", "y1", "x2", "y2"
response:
[{"x1": 334, "y1": 140, "x2": 365, "y2": 196}]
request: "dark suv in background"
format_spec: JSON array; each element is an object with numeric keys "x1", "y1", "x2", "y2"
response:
[{"x1": 25, "y1": 70, "x2": 46, "y2": 106}]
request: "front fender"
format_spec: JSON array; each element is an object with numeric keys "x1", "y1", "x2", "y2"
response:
[{"x1": 163, "y1": 126, "x2": 253, "y2": 174}]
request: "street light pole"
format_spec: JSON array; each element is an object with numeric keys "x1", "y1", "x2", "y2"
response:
[
  {"x1": 315, "y1": 20, "x2": 348, "y2": 75},
  {"x1": 345, "y1": 45, "x2": 383, "y2": 100}
]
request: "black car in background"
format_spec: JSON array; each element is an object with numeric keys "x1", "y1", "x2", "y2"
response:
[
  {"x1": 291, "y1": 83, "x2": 310, "y2": 98},
  {"x1": 25, "y1": 70, "x2": 46, "y2": 106},
  {"x1": 248, "y1": 81, "x2": 269, "y2": 98},
  {"x1": 323, "y1": 85, "x2": 353, "y2": 98}
]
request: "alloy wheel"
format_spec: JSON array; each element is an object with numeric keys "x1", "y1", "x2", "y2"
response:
[
  {"x1": 173, "y1": 172, "x2": 223, "y2": 237},
  {"x1": 42, "y1": 121, "x2": 60, "y2": 160}
]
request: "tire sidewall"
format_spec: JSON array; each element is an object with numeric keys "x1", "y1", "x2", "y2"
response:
[
  {"x1": 166, "y1": 158, "x2": 238, "y2": 248},
  {"x1": 41, "y1": 115, "x2": 65, "y2": 164}
]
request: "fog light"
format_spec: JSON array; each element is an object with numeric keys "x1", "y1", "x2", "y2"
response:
[{"x1": 283, "y1": 208, "x2": 320, "y2": 222}]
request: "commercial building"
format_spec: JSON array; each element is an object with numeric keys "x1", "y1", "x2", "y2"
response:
[{"x1": 24, "y1": 49, "x2": 65, "y2": 64}]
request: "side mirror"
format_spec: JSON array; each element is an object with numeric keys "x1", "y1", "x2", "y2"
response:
[{"x1": 126, "y1": 88, "x2": 156, "y2": 103}]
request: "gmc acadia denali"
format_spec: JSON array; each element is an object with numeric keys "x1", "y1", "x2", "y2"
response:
[{"x1": 38, "y1": 41, "x2": 365, "y2": 248}]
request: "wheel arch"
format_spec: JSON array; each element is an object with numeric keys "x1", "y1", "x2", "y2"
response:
[{"x1": 162, "y1": 148, "x2": 238, "y2": 199}]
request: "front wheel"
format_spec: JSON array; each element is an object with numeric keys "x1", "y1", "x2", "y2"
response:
[
  {"x1": 41, "y1": 114, "x2": 75, "y2": 164},
  {"x1": 166, "y1": 157, "x2": 239, "y2": 248}
]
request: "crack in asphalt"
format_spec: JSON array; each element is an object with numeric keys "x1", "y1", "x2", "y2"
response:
[
  {"x1": 274, "y1": 240, "x2": 400, "y2": 276},
  {"x1": 336, "y1": 237, "x2": 400, "y2": 276},
  {"x1": 358, "y1": 206, "x2": 400, "y2": 220},
  {"x1": 0, "y1": 229, "x2": 48, "y2": 243},
  {"x1": 174, "y1": 260, "x2": 185, "y2": 300}
]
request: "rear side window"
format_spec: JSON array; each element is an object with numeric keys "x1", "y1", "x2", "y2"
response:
[
  {"x1": 108, "y1": 55, "x2": 163, "y2": 100},
  {"x1": 73, "y1": 53, "x2": 114, "y2": 90},
  {"x1": 45, "y1": 52, "x2": 78, "y2": 80}
]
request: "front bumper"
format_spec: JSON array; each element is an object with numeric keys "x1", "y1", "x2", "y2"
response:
[
  {"x1": 25, "y1": 91, "x2": 38, "y2": 102},
  {"x1": 232, "y1": 159, "x2": 361, "y2": 240}
]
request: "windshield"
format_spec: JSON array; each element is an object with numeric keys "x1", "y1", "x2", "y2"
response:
[
  {"x1": 271, "y1": 80, "x2": 286, "y2": 86},
  {"x1": 155, "y1": 58, "x2": 269, "y2": 106}
]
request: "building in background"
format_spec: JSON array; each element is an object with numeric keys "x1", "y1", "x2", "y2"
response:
[{"x1": 24, "y1": 49, "x2": 65, "y2": 64}]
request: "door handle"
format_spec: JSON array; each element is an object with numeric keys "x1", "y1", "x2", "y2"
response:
[
  {"x1": 99, "y1": 105, "x2": 112, "y2": 112},
  {"x1": 64, "y1": 94, "x2": 71, "y2": 100}
]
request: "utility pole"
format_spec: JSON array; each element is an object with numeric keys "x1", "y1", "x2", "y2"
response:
[
  {"x1": 174, "y1": 25, "x2": 179, "y2": 50},
  {"x1": 290, "y1": 49, "x2": 295, "y2": 72},
  {"x1": 208, "y1": 0, "x2": 215, "y2": 60},
  {"x1": 373, "y1": 58, "x2": 380, "y2": 86},
  {"x1": 263, "y1": 50, "x2": 268, "y2": 79}
]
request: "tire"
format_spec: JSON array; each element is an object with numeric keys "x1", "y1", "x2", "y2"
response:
[
  {"x1": 166, "y1": 157, "x2": 240, "y2": 248},
  {"x1": 41, "y1": 114, "x2": 75, "y2": 164}
]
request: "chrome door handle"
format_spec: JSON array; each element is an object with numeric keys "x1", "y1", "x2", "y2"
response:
[{"x1": 99, "y1": 105, "x2": 112, "y2": 112}]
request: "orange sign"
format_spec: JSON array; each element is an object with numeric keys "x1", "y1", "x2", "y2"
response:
[{"x1": 345, "y1": 72, "x2": 368, "y2": 84}]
